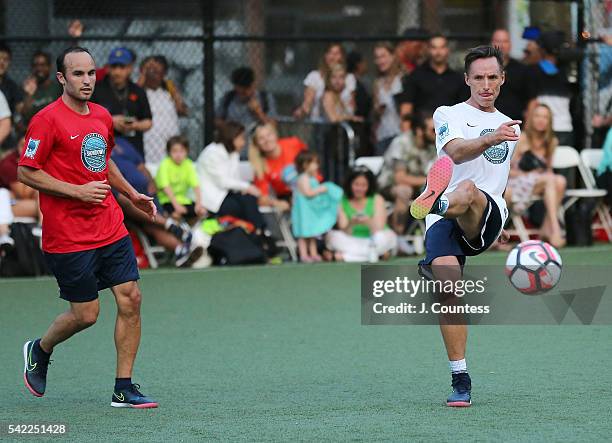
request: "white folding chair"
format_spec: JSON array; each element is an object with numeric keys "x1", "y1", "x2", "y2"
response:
[
  {"x1": 553, "y1": 146, "x2": 611, "y2": 241},
  {"x1": 354, "y1": 156, "x2": 384, "y2": 175}
]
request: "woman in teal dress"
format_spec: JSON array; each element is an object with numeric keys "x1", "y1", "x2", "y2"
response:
[{"x1": 291, "y1": 151, "x2": 343, "y2": 262}]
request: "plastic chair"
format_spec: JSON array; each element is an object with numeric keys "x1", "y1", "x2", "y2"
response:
[
  {"x1": 553, "y1": 146, "x2": 611, "y2": 241},
  {"x1": 354, "y1": 156, "x2": 384, "y2": 175}
]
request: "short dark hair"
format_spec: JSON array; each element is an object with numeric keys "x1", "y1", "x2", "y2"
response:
[
  {"x1": 343, "y1": 167, "x2": 377, "y2": 199},
  {"x1": 429, "y1": 34, "x2": 447, "y2": 45},
  {"x1": 32, "y1": 50, "x2": 51, "y2": 66},
  {"x1": 141, "y1": 55, "x2": 168, "y2": 73},
  {"x1": 0, "y1": 42, "x2": 12, "y2": 58},
  {"x1": 464, "y1": 45, "x2": 504, "y2": 74},
  {"x1": 295, "y1": 150, "x2": 319, "y2": 174},
  {"x1": 166, "y1": 135, "x2": 190, "y2": 154},
  {"x1": 216, "y1": 121, "x2": 245, "y2": 153},
  {"x1": 231, "y1": 67, "x2": 255, "y2": 88},
  {"x1": 56, "y1": 46, "x2": 93, "y2": 75}
]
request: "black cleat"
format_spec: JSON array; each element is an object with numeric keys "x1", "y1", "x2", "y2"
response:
[
  {"x1": 23, "y1": 339, "x2": 51, "y2": 397},
  {"x1": 111, "y1": 383, "x2": 159, "y2": 409}
]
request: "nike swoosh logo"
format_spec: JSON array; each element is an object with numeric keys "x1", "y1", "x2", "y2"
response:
[
  {"x1": 26, "y1": 345, "x2": 37, "y2": 372},
  {"x1": 114, "y1": 393, "x2": 125, "y2": 402},
  {"x1": 466, "y1": 123, "x2": 477, "y2": 127},
  {"x1": 423, "y1": 190, "x2": 435, "y2": 200},
  {"x1": 70, "y1": 135, "x2": 79, "y2": 140}
]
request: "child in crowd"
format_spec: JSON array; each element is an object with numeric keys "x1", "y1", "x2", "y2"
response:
[
  {"x1": 156, "y1": 135, "x2": 206, "y2": 222},
  {"x1": 291, "y1": 151, "x2": 343, "y2": 262}
]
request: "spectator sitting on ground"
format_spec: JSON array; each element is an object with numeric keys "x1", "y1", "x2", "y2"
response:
[
  {"x1": 20, "y1": 51, "x2": 62, "y2": 128},
  {"x1": 325, "y1": 167, "x2": 397, "y2": 262},
  {"x1": 506, "y1": 104, "x2": 566, "y2": 248},
  {"x1": 0, "y1": 136, "x2": 40, "y2": 221},
  {"x1": 321, "y1": 64, "x2": 362, "y2": 123},
  {"x1": 197, "y1": 121, "x2": 267, "y2": 232},
  {"x1": 111, "y1": 137, "x2": 203, "y2": 267},
  {"x1": 91, "y1": 46, "x2": 152, "y2": 157},
  {"x1": 372, "y1": 41, "x2": 404, "y2": 155},
  {"x1": 378, "y1": 113, "x2": 436, "y2": 235},
  {"x1": 249, "y1": 123, "x2": 307, "y2": 211},
  {"x1": 216, "y1": 66, "x2": 276, "y2": 133},
  {"x1": 294, "y1": 43, "x2": 356, "y2": 121},
  {"x1": 138, "y1": 55, "x2": 186, "y2": 173},
  {"x1": 156, "y1": 135, "x2": 206, "y2": 223},
  {"x1": 491, "y1": 29, "x2": 536, "y2": 122},
  {"x1": 0, "y1": 43, "x2": 24, "y2": 117}
]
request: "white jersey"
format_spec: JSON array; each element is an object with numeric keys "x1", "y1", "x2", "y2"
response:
[{"x1": 426, "y1": 101, "x2": 519, "y2": 231}]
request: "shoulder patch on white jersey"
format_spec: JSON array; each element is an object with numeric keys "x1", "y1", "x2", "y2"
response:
[{"x1": 437, "y1": 122, "x2": 449, "y2": 142}]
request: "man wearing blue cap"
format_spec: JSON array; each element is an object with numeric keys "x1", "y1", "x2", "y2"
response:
[{"x1": 92, "y1": 47, "x2": 152, "y2": 157}]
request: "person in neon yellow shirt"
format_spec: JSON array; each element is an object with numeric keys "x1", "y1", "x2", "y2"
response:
[{"x1": 156, "y1": 135, "x2": 206, "y2": 221}]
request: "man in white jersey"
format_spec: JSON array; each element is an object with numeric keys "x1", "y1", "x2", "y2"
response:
[{"x1": 409, "y1": 45, "x2": 520, "y2": 407}]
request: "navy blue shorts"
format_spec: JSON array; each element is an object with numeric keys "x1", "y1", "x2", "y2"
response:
[
  {"x1": 419, "y1": 190, "x2": 503, "y2": 270},
  {"x1": 44, "y1": 235, "x2": 140, "y2": 303}
]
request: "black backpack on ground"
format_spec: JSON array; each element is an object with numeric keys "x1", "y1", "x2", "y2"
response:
[
  {"x1": 0, "y1": 223, "x2": 48, "y2": 277},
  {"x1": 565, "y1": 200, "x2": 596, "y2": 246},
  {"x1": 208, "y1": 227, "x2": 267, "y2": 266}
]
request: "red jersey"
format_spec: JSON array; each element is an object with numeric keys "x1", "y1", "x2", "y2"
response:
[
  {"x1": 19, "y1": 97, "x2": 127, "y2": 253},
  {"x1": 254, "y1": 137, "x2": 306, "y2": 198}
]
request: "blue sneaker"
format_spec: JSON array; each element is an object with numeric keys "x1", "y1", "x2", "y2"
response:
[
  {"x1": 23, "y1": 339, "x2": 51, "y2": 397},
  {"x1": 447, "y1": 372, "x2": 471, "y2": 407},
  {"x1": 111, "y1": 383, "x2": 159, "y2": 409}
]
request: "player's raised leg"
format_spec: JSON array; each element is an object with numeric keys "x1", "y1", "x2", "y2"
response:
[
  {"x1": 24, "y1": 300, "x2": 100, "y2": 397},
  {"x1": 110, "y1": 280, "x2": 158, "y2": 409}
]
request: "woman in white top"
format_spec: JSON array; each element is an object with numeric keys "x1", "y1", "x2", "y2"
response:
[
  {"x1": 294, "y1": 43, "x2": 356, "y2": 121},
  {"x1": 196, "y1": 121, "x2": 265, "y2": 230},
  {"x1": 372, "y1": 42, "x2": 403, "y2": 155}
]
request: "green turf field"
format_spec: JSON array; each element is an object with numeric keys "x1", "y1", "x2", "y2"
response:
[{"x1": 1, "y1": 245, "x2": 612, "y2": 442}]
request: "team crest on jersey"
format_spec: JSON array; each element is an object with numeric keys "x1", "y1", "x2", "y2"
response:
[
  {"x1": 438, "y1": 122, "x2": 449, "y2": 142},
  {"x1": 81, "y1": 133, "x2": 107, "y2": 172},
  {"x1": 24, "y1": 138, "x2": 40, "y2": 159},
  {"x1": 480, "y1": 128, "x2": 509, "y2": 164}
]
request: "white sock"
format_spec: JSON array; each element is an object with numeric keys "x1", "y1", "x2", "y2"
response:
[{"x1": 449, "y1": 358, "x2": 467, "y2": 374}]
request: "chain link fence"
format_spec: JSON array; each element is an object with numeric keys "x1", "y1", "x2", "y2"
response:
[{"x1": 2, "y1": 0, "x2": 596, "y2": 169}]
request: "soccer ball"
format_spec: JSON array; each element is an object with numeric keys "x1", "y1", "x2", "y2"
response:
[{"x1": 505, "y1": 240, "x2": 563, "y2": 295}]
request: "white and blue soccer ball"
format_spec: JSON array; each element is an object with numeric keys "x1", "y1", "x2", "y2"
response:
[{"x1": 505, "y1": 240, "x2": 563, "y2": 295}]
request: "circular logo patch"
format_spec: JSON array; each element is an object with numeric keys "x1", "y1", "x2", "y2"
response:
[
  {"x1": 81, "y1": 133, "x2": 107, "y2": 172},
  {"x1": 480, "y1": 128, "x2": 509, "y2": 164}
]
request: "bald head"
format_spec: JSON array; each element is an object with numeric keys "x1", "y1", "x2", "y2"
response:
[{"x1": 491, "y1": 29, "x2": 511, "y2": 59}]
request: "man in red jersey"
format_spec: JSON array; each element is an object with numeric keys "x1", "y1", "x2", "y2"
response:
[{"x1": 18, "y1": 47, "x2": 158, "y2": 409}]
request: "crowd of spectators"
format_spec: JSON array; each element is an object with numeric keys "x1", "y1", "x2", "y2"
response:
[{"x1": 0, "y1": 25, "x2": 610, "y2": 270}]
